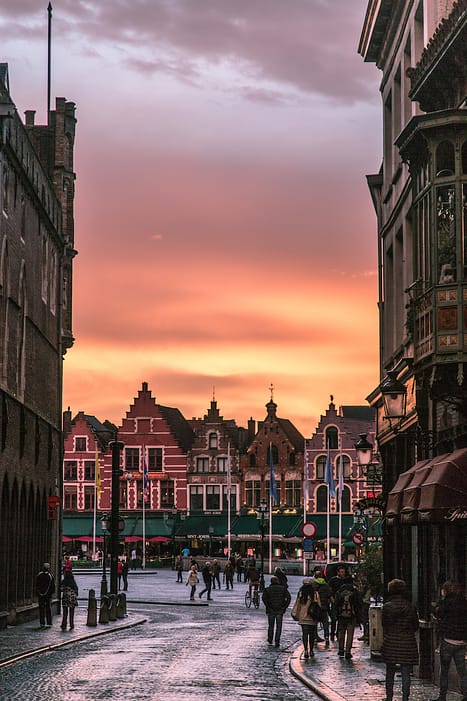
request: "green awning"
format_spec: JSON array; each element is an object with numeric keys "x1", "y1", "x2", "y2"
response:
[
  {"x1": 174, "y1": 515, "x2": 228, "y2": 538},
  {"x1": 62, "y1": 514, "x2": 172, "y2": 538}
]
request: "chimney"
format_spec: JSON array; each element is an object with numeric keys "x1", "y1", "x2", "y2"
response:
[
  {"x1": 25, "y1": 110, "x2": 35, "y2": 126},
  {"x1": 63, "y1": 406, "x2": 72, "y2": 436}
]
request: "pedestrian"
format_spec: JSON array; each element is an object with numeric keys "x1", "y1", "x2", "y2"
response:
[
  {"x1": 262, "y1": 575, "x2": 291, "y2": 648},
  {"x1": 59, "y1": 568, "x2": 78, "y2": 630},
  {"x1": 224, "y1": 560, "x2": 234, "y2": 590},
  {"x1": 131, "y1": 548, "x2": 138, "y2": 569},
  {"x1": 313, "y1": 567, "x2": 333, "y2": 645},
  {"x1": 36, "y1": 562, "x2": 55, "y2": 628},
  {"x1": 382, "y1": 578, "x2": 419, "y2": 701},
  {"x1": 199, "y1": 561, "x2": 213, "y2": 600},
  {"x1": 186, "y1": 565, "x2": 199, "y2": 601},
  {"x1": 175, "y1": 555, "x2": 184, "y2": 583},
  {"x1": 334, "y1": 579, "x2": 361, "y2": 659},
  {"x1": 117, "y1": 559, "x2": 123, "y2": 590},
  {"x1": 236, "y1": 556, "x2": 244, "y2": 582},
  {"x1": 328, "y1": 564, "x2": 351, "y2": 641},
  {"x1": 291, "y1": 578, "x2": 322, "y2": 658},
  {"x1": 274, "y1": 566, "x2": 288, "y2": 588},
  {"x1": 211, "y1": 559, "x2": 221, "y2": 590},
  {"x1": 432, "y1": 580, "x2": 467, "y2": 701},
  {"x1": 122, "y1": 557, "x2": 129, "y2": 591}
]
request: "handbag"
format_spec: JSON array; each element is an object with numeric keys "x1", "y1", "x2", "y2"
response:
[{"x1": 308, "y1": 601, "x2": 322, "y2": 621}]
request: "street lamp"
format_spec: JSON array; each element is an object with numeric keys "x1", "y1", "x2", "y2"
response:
[
  {"x1": 100, "y1": 513, "x2": 110, "y2": 597},
  {"x1": 354, "y1": 434, "x2": 383, "y2": 487},
  {"x1": 380, "y1": 370, "x2": 407, "y2": 420},
  {"x1": 256, "y1": 499, "x2": 268, "y2": 591}
]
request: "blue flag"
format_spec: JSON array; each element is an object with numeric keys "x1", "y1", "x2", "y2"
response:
[
  {"x1": 324, "y1": 449, "x2": 336, "y2": 497},
  {"x1": 269, "y1": 442, "x2": 278, "y2": 504}
]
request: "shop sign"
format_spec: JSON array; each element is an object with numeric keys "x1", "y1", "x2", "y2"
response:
[{"x1": 445, "y1": 508, "x2": 467, "y2": 522}]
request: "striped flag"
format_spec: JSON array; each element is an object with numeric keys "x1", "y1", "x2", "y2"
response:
[
  {"x1": 95, "y1": 447, "x2": 101, "y2": 500},
  {"x1": 324, "y1": 446, "x2": 336, "y2": 497}
]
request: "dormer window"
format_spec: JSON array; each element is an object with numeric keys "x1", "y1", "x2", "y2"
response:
[{"x1": 208, "y1": 432, "x2": 218, "y2": 449}]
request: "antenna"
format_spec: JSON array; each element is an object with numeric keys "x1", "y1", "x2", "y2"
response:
[{"x1": 47, "y1": 2, "x2": 52, "y2": 123}]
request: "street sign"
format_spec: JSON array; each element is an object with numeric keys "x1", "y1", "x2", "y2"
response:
[
  {"x1": 302, "y1": 521, "x2": 318, "y2": 538},
  {"x1": 352, "y1": 531, "x2": 365, "y2": 545},
  {"x1": 303, "y1": 537, "x2": 314, "y2": 552}
]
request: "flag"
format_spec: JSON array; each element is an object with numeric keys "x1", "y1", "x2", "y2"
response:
[
  {"x1": 338, "y1": 452, "x2": 344, "y2": 496},
  {"x1": 304, "y1": 440, "x2": 310, "y2": 504},
  {"x1": 324, "y1": 447, "x2": 336, "y2": 497},
  {"x1": 95, "y1": 447, "x2": 101, "y2": 500},
  {"x1": 143, "y1": 452, "x2": 150, "y2": 503},
  {"x1": 226, "y1": 442, "x2": 231, "y2": 496},
  {"x1": 269, "y1": 442, "x2": 278, "y2": 504}
]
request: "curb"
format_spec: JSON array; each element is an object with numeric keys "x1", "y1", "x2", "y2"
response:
[
  {"x1": 0, "y1": 617, "x2": 147, "y2": 670},
  {"x1": 289, "y1": 647, "x2": 347, "y2": 701}
]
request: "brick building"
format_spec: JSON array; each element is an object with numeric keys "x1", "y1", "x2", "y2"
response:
[{"x1": 0, "y1": 64, "x2": 76, "y2": 623}]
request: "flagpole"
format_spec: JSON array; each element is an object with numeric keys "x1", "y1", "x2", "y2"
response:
[
  {"x1": 227, "y1": 442, "x2": 231, "y2": 558},
  {"x1": 338, "y1": 448, "x2": 343, "y2": 560},
  {"x1": 142, "y1": 445, "x2": 146, "y2": 569},
  {"x1": 93, "y1": 446, "x2": 100, "y2": 560},
  {"x1": 269, "y1": 441, "x2": 274, "y2": 576},
  {"x1": 303, "y1": 439, "x2": 308, "y2": 576}
]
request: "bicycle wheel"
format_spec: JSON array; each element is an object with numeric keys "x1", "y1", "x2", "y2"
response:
[
  {"x1": 253, "y1": 593, "x2": 260, "y2": 609},
  {"x1": 244, "y1": 590, "x2": 252, "y2": 608}
]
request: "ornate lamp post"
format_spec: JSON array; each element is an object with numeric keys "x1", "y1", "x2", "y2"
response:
[
  {"x1": 256, "y1": 498, "x2": 268, "y2": 591},
  {"x1": 100, "y1": 513, "x2": 110, "y2": 598},
  {"x1": 380, "y1": 370, "x2": 407, "y2": 420}
]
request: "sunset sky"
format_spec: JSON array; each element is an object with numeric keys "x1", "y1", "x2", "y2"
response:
[{"x1": 2, "y1": 1, "x2": 383, "y2": 436}]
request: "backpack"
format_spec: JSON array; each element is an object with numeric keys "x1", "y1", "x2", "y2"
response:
[{"x1": 337, "y1": 589, "x2": 354, "y2": 618}]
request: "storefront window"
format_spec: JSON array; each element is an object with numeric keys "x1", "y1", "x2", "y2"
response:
[{"x1": 206, "y1": 485, "x2": 220, "y2": 510}]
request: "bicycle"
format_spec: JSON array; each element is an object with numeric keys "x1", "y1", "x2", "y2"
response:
[{"x1": 245, "y1": 587, "x2": 260, "y2": 609}]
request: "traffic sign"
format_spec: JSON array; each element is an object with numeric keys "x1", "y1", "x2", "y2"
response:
[
  {"x1": 303, "y1": 537, "x2": 314, "y2": 552},
  {"x1": 352, "y1": 531, "x2": 365, "y2": 545},
  {"x1": 302, "y1": 521, "x2": 318, "y2": 538}
]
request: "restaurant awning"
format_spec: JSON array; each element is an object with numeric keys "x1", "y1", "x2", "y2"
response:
[
  {"x1": 385, "y1": 448, "x2": 467, "y2": 524},
  {"x1": 62, "y1": 514, "x2": 172, "y2": 538}
]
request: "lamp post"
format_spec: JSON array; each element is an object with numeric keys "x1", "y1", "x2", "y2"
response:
[
  {"x1": 354, "y1": 434, "x2": 383, "y2": 489},
  {"x1": 100, "y1": 513, "x2": 110, "y2": 598},
  {"x1": 380, "y1": 370, "x2": 407, "y2": 420},
  {"x1": 109, "y1": 440, "x2": 124, "y2": 595},
  {"x1": 256, "y1": 498, "x2": 268, "y2": 591}
]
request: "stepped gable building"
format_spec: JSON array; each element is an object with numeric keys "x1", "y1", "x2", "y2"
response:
[
  {"x1": 117, "y1": 382, "x2": 194, "y2": 513},
  {"x1": 360, "y1": 0, "x2": 467, "y2": 679},
  {"x1": 0, "y1": 65, "x2": 76, "y2": 623},
  {"x1": 186, "y1": 396, "x2": 246, "y2": 515},
  {"x1": 241, "y1": 393, "x2": 305, "y2": 510},
  {"x1": 305, "y1": 398, "x2": 376, "y2": 554}
]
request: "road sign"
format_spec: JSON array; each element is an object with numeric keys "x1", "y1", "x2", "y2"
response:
[
  {"x1": 352, "y1": 531, "x2": 365, "y2": 545},
  {"x1": 302, "y1": 521, "x2": 318, "y2": 538},
  {"x1": 303, "y1": 537, "x2": 314, "y2": 552}
]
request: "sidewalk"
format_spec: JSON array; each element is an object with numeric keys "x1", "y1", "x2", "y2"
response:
[
  {"x1": 289, "y1": 637, "x2": 463, "y2": 701},
  {"x1": 0, "y1": 603, "x2": 147, "y2": 670}
]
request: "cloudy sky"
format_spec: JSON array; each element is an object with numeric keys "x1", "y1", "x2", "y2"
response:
[{"x1": 2, "y1": 1, "x2": 382, "y2": 435}]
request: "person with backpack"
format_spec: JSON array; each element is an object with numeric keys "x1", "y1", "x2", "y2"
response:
[
  {"x1": 328, "y1": 564, "x2": 352, "y2": 640},
  {"x1": 313, "y1": 567, "x2": 333, "y2": 645},
  {"x1": 36, "y1": 562, "x2": 55, "y2": 628},
  {"x1": 335, "y1": 579, "x2": 361, "y2": 659},
  {"x1": 291, "y1": 578, "x2": 322, "y2": 658}
]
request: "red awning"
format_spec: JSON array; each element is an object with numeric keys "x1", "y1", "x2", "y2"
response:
[
  {"x1": 62, "y1": 536, "x2": 74, "y2": 542},
  {"x1": 400, "y1": 458, "x2": 436, "y2": 522},
  {"x1": 418, "y1": 448, "x2": 467, "y2": 522},
  {"x1": 386, "y1": 458, "x2": 432, "y2": 521},
  {"x1": 149, "y1": 536, "x2": 170, "y2": 543},
  {"x1": 76, "y1": 536, "x2": 104, "y2": 542},
  {"x1": 124, "y1": 536, "x2": 142, "y2": 542}
]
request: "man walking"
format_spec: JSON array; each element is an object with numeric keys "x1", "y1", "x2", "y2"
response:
[
  {"x1": 36, "y1": 562, "x2": 55, "y2": 628},
  {"x1": 199, "y1": 561, "x2": 213, "y2": 600},
  {"x1": 262, "y1": 575, "x2": 291, "y2": 648},
  {"x1": 334, "y1": 579, "x2": 361, "y2": 659}
]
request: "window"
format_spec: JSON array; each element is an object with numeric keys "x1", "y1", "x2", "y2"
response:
[
  {"x1": 190, "y1": 485, "x2": 204, "y2": 512},
  {"x1": 160, "y1": 480, "x2": 174, "y2": 507},
  {"x1": 436, "y1": 141, "x2": 455, "y2": 177},
  {"x1": 208, "y1": 432, "x2": 218, "y2": 449},
  {"x1": 119, "y1": 483, "x2": 127, "y2": 508},
  {"x1": 125, "y1": 447, "x2": 140, "y2": 471},
  {"x1": 266, "y1": 475, "x2": 280, "y2": 501},
  {"x1": 316, "y1": 485, "x2": 327, "y2": 512},
  {"x1": 217, "y1": 457, "x2": 227, "y2": 472},
  {"x1": 64, "y1": 461, "x2": 77, "y2": 481},
  {"x1": 267, "y1": 444, "x2": 279, "y2": 465},
  {"x1": 148, "y1": 447, "x2": 163, "y2": 471},
  {"x1": 285, "y1": 480, "x2": 301, "y2": 507},
  {"x1": 84, "y1": 487, "x2": 94, "y2": 510},
  {"x1": 63, "y1": 488, "x2": 77, "y2": 510},
  {"x1": 339, "y1": 486, "x2": 351, "y2": 512},
  {"x1": 316, "y1": 455, "x2": 326, "y2": 480},
  {"x1": 206, "y1": 485, "x2": 220, "y2": 511},
  {"x1": 336, "y1": 454, "x2": 351, "y2": 479},
  {"x1": 75, "y1": 437, "x2": 86, "y2": 452},
  {"x1": 84, "y1": 461, "x2": 95, "y2": 481},
  {"x1": 245, "y1": 480, "x2": 261, "y2": 508},
  {"x1": 325, "y1": 427, "x2": 338, "y2": 449},
  {"x1": 249, "y1": 453, "x2": 256, "y2": 467},
  {"x1": 437, "y1": 185, "x2": 456, "y2": 283},
  {"x1": 196, "y1": 457, "x2": 209, "y2": 473},
  {"x1": 222, "y1": 485, "x2": 236, "y2": 511},
  {"x1": 289, "y1": 452, "x2": 296, "y2": 466}
]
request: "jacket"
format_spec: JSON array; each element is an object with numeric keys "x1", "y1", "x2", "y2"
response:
[
  {"x1": 60, "y1": 573, "x2": 78, "y2": 608},
  {"x1": 36, "y1": 569, "x2": 55, "y2": 598},
  {"x1": 186, "y1": 570, "x2": 198, "y2": 586},
  {"x1": 436, "y1": 594, "x2": 467, "y2": 642},
  {"x1": 262, "y1": 582, "x2": 291, "y2": 614},
  {"x1": 314, "y1": 577, "x2": 332, "y2": 609},
  {"x1": 291, "y1": 588, "x2": 322, "y2": 625},
  {"x1": 382, "y1": 594, "x2": 419, "y2": 665}
]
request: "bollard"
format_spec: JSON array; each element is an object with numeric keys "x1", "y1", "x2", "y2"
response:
[
  {"x1": 116, "y1": 593, "x2": 126, "y2": 619},
  {"x1": 108, "y1": 593, "x2": 117, "y2": 621},
  {"x1": 87, "y1": 588, "x2": 97, "y2": 627},
  {"x1": 99, "y1": 595, "x2": 109, "y2": 624}
]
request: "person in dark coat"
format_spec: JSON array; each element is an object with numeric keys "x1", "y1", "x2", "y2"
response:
[
  {"x1": 382, "y1": 579, "x2": 419, "y2": 701},
  {"x1": 198, "y1": 561, "x2": 213, "y2": 600},
  {"x1": 334, "y1": 580, "x2": 361, "y2": 659},
  {"x1": 224, "y1": 560, "x2": 234, "y2": 590},
  {"x1": 262, "y1": 575, "x2": 291, "y2": 647},
  {"x1": 59, "y1": 568, "x2": 79, "y2": 630},
  {"x1": 36, "y1": 562, "x2": 55, "y2": 628},
  {"x1": 433, "y1": 580, "x2": 467, "y2": 701},
  {"x1": 313, "y1": 567, "x2": 333, "y2": 645},
  {"x1": 122, "y1": 558, "x2": 129, "y2": 591},
  {"x1": 291, "y1": 578, "x2": 321, "y2": 658}
]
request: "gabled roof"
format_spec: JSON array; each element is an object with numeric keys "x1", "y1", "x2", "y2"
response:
[{"x1": 158, "y1": 405, "x2": 195, "y2": 453}]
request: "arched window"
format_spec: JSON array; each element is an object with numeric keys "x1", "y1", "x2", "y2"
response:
[
  {"x1": 338, "y1": 485, "x2": 351, "y2": 512},
  {"x1": 208, "y1": 432, "x2": 218, "y2": 449},
  {"x1": 316, "y1": 455, "x2": 326, "y2": 480},
  {"x1": 336, "y1": 454, "x2": 351, "y2": 479},
  {"x1": 325, "y1": 426, "x2": 338, "y2": 449},
  {"x1": 436, "y1": 140, "x2": 455, "y2": 176},
  {"x1": 316, "y1": 485, "x2": 327, "y2": 512},
  {"x1": 267, "y1": 444, "x2": 279, "y2": 465}
]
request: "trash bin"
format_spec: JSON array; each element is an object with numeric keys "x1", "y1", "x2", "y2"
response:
[{"x1": 369, "y1": 604, "x2": 383, "y2": 659}]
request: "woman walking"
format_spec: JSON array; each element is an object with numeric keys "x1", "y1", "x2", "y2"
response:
[
  {"x1": 382, "y1": 579, "x2": 419, "y2": 701},
  {"x1": 291, "y1": 578, "x2": 321, "y2": 659},
  {"x1": 186, "y1": 565, "x2": 199, "y2": 601},
  {"x1": 60, "y1": 568, "x2": 79, "y2": 631}
]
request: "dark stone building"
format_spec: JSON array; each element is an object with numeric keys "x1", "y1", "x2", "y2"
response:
[{"x1": 0, "y1": 65, "x2": 76, "y2": 624}]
